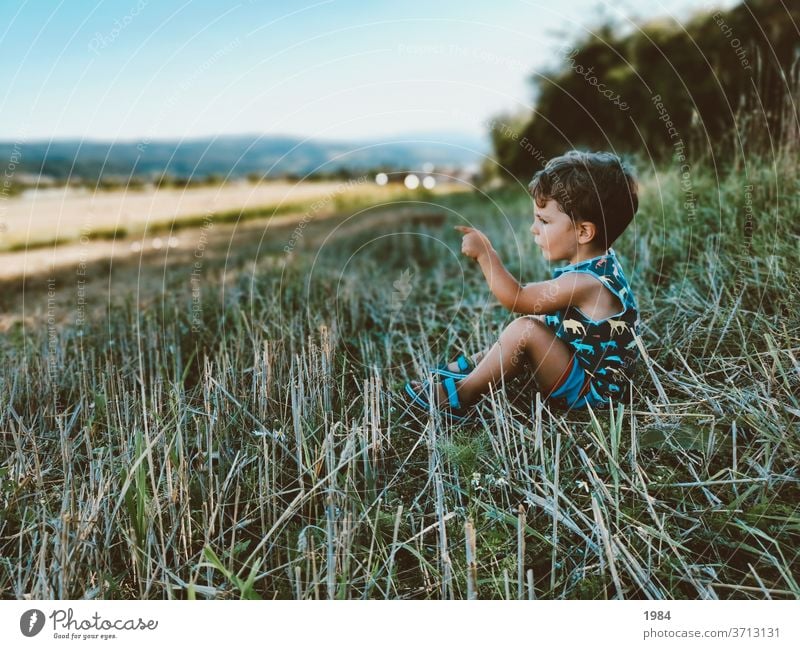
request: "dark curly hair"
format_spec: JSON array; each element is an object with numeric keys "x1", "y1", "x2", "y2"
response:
[{"x1": 528, "y1": 150, "x2": 638, "y2": 249}]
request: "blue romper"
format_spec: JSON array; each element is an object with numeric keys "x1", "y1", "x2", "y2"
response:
[{"x1": 543, "y1": 248, "x2": 640, "y2": 411}]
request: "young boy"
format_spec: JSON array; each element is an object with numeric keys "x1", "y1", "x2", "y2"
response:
[{"x1": 404, "y1": 150, "x2": 640, "y2": 418}]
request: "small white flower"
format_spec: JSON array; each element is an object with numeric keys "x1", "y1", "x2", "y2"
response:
[{"x1": 252, "y1": 429, "x2": 285, "y2": 441}]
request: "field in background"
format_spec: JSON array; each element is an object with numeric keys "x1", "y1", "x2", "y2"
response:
[
  {"x1": 0, "y1": 158, "x2": 797, "y2": 599},
  {"x1": 0, "y1": 178, "x2": 466, "y2": 330},
  {"x1": 0, "y1": 178, "x2": 462, "y2": 252}
]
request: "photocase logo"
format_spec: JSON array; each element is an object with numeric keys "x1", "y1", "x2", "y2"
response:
[
  {"x1": 390, "y1": 268, "x2": 414, "y2": 312},
  {"x1": 20, "y1": 609, "x2": 45, "y2": 637}
]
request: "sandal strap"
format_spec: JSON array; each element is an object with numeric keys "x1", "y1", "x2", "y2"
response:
[
  {"x1": 404, "y1": 381, "x2": 431, "y2": 409},
  {"x1": 442, "y1": 376, "x2": 461, "y2": 410},
  {"x1": 432, "y1": 355, "x2": 472, "y2": 378},
  {"x1": 431, "y1": 367, "x2": 467, "y2": 380},
  {"x1": 403, "y1": 378, "x2": 472, "y2": 423}
]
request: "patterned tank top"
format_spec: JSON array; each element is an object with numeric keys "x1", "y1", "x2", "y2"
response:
[{"x1": 543, "y1": 248, "x2": 640, "y2": 402}]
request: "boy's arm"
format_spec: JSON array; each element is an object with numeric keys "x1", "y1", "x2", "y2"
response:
[
  {"x1": 474, "y1": 248, "x2": 527, "y2": 311},
  {"x1": 477, "y1": 248, "x2": 591, "y2": 315},
  {"x1": 454, "y1": 225, "x2": 591, "y2": 315}
]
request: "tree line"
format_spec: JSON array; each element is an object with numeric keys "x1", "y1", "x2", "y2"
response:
[{"x1": 489, "y1": 0, "x2": 799, "y2": 181}]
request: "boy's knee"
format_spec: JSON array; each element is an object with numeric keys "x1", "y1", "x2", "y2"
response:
[
  {"x1": 505, "y1": 315, "x2": 545, "y2": 340},
  {"x1": 517, "y1": 315, "x2": 547, "y2": 329},
  {"x1": 524, "y1": 314, "x2": 546, "y2": 324}
]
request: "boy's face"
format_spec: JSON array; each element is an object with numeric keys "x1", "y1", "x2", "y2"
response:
[{"x1": 530, "y1": 198, "x2": 582, "y2": 263}]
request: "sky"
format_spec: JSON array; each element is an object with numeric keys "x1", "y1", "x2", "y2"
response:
[{"x1": 0, "y1": 0, "x2": 740, "y2": 143}]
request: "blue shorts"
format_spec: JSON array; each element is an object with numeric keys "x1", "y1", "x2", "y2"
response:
[{"x1": 546, "y1": 356, "x2": 609, "y2": 411}]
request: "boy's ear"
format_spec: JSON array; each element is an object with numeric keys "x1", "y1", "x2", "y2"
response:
[{"x1": 577, "y1": 219, "x2": 597, "y2": 244}]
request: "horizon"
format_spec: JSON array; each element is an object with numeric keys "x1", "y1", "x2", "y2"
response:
[{"x1": 0, "y1": 128, "x2": 491, "y2": 147}]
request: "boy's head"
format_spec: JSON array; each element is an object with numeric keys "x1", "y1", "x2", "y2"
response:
[{"x1": 527, "y1": 150, "x2": 638, "y2": 253}]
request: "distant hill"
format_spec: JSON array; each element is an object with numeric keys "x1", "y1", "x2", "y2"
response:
[{"x1": 0, "y1": 132, "x2": 489, "y2": 181}]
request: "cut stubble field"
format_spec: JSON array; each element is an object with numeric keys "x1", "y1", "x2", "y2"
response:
[{"x1": 0, "y1": 163, "x2": 797, "y2": 600}]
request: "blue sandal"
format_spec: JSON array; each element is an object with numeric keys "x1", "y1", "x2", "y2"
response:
[
  {"x1": 432, "y1": 354, "x2": 475, "y2": 380},
  {"x1": 402, "y1": 374, "x2": 473, "y2": 423}
]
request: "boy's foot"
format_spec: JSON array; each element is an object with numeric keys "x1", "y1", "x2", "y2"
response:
[
  {"x1": 404, "y1": 376, "x2": 473, "y2": 422},
  {"x1": 444, "y1": 359, "x2": 469, "y2": 373},
  {"x1": 436, "y1": 351, "x2": 485, "y2": 376},
  {"x1": 408, "y1": 380, "x2": 447, "y2": 407}
]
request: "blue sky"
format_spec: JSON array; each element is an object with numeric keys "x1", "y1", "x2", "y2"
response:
[{"x1": 0, "y1": 0, "x2": 738, "y2": 142}]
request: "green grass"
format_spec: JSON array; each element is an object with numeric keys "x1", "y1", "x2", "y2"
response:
[{"x1": 0, "y1": 156, "x2": 798, "y2": 600}]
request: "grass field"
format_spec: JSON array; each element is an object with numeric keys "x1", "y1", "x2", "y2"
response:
[{"x1": 0, "y1": 156, "x2": 798, "y2": 599}]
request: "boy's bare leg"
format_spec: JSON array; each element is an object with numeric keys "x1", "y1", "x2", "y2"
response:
[
  {"x1": 451, "y1": 316, "x2": 574, "y2": 408},
  {"x1": 411, "y1": 315, "x2": 573, "y2": 409},
  {"x1": 445, "y1": 316, "x2": 546, "y2": 373},
  {"x1": 457, "y1": 316, "x2": 574, "y2": 406},
  {"x1": 444, "y1": 348, "x2": 489, "y2": 373}
]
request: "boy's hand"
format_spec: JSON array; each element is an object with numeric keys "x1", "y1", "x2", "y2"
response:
[{"x1": 454, "y1": 226, "x2": 493, "y2": 261}]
